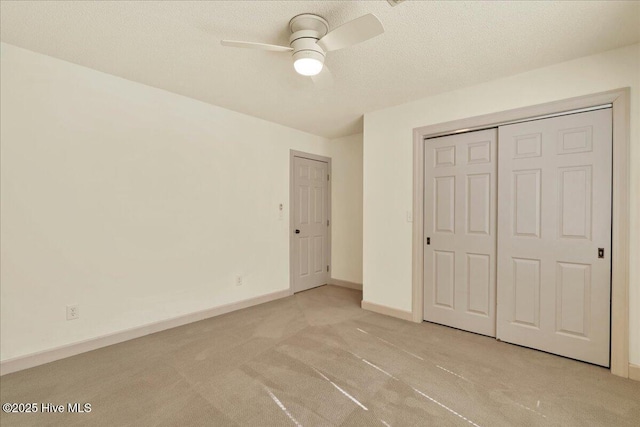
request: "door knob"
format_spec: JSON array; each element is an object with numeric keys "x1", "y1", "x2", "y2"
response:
[{"x1": 295, "y1": 229, "x2": 300, "y2": 234}]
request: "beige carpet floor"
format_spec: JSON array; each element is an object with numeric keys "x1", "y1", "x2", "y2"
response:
[{"x1": 1, "y1": 285, "x2": 639, "y2": 426}]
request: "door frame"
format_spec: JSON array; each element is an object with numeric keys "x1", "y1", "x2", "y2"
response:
[
  {"x1": 289, "y1": 150, "x2": 332, "y2": 295},
  {"x1": 411, "y1": 88, "x2": 631, "y2": 377}
]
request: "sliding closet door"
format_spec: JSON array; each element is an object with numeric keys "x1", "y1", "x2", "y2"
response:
[
  {"x1": 496, "y1": 109, "x2": 612, "y2": 366},
  {"x1": 423, "y1": 129, "x2": 497, "y2": 337}
]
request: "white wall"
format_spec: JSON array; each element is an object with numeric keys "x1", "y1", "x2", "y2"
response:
[
  {"x1": 328, "y1": 133, "x2": 363, "y2": 284},
  {"x1": 363, "y1": 44, "x2": 640, "y2": 363},
  {"x1": 0, "y1": 43, "x2": 336, "y2": 361}
]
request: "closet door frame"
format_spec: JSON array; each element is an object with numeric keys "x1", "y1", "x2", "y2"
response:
[{"x1": 411, "y1": 88, "x2": 631, "y2": 378}]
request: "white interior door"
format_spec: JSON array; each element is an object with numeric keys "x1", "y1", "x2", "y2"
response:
[
  {"x1": 292, "y1": 156, "x2": 329, "y2": 293},
  {"x1": 423, "y1": 129, "x2": 497, "y2": 337},
  {"x1": 496, "y1": 108, "x2": 612, "y2": 366}
]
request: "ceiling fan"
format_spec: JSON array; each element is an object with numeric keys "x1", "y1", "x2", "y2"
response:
[{"x1": 221, "y1": 13, "x2": 384, "y2": 77}]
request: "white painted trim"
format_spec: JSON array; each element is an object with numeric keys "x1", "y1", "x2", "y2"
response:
[
  {"x1": 609, "y1": 90, "x2": 631, "y2": 378},
  {"x1": 328, "y1": 278, "x2": 363, "y2": 291},
  {"x1": 412, "y1": 127, "x2": 425, "y2": 323},
  {"x1": 0, "y1": 289, "x2": 290, "y2": 376},
  {"x1": 412, "y1": 88, "x2": 631, "y2": 378},
  {"x1": 289, "y1": 150, "x2": 332, "y2": 295},
  {"x1": 629, "y1": 364, "x2": 640, "y2": 382},
  {"x1": 361, "y1": 300, "x2": 413, "y2": 321}
]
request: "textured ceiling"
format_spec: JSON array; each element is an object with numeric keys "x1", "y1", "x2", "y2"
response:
[{"x1": 1, "y1": 1, "x2": 639, "y2": 138}]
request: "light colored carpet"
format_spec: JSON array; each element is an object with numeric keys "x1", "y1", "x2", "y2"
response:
[{"x1": 1, "y1": 285, "x2": 639, "y2": 426}]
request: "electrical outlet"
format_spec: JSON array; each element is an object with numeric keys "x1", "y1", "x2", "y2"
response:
[
  {"x1": 66, "y1": 304, "x2": 79, "y2": 320},
  {"x1": 235, "y1": 275, "x2": 243, "y2": 286}
]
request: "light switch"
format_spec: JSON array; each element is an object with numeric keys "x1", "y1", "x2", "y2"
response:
[{"x1": 407, "y1": 211, "x2": 413, "y2": 222}]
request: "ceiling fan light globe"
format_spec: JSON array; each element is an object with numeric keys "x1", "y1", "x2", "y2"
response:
[
  {"x1": 294, "y1": 58, "x2": 323, "y2": 76},
  {"x1": 292, "y1": 50, "x2": 324, "y2": 76}
]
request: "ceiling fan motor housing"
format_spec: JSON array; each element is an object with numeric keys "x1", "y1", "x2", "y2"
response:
[
  {"x1": 290, "y1": 33, "x2": 325, "y2": 65},
  {"x1": 289, "y1": 14, "x2": 329, "y2": 63}
]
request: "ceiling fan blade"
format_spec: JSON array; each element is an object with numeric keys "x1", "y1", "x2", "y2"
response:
[
  {"x1": 220, "y1": 40, "x2": 293, "y2": 52},
  {"x1": 317, "y1": 14, "x2": 384, "y2": 52}
]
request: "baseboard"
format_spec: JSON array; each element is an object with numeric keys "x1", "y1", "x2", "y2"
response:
[
  {"x1": 361, "y1": 300, "x2": 413, "y2": 321},
  {"x1": 328, "y1": 278, "x2": 362, "y2": 291},
  {"x1": 629, "y1": 364, "x2": 640, "y2": 381},
  {"x1": 0, "y1": 289, "x2": 290, "y2": 376}
]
